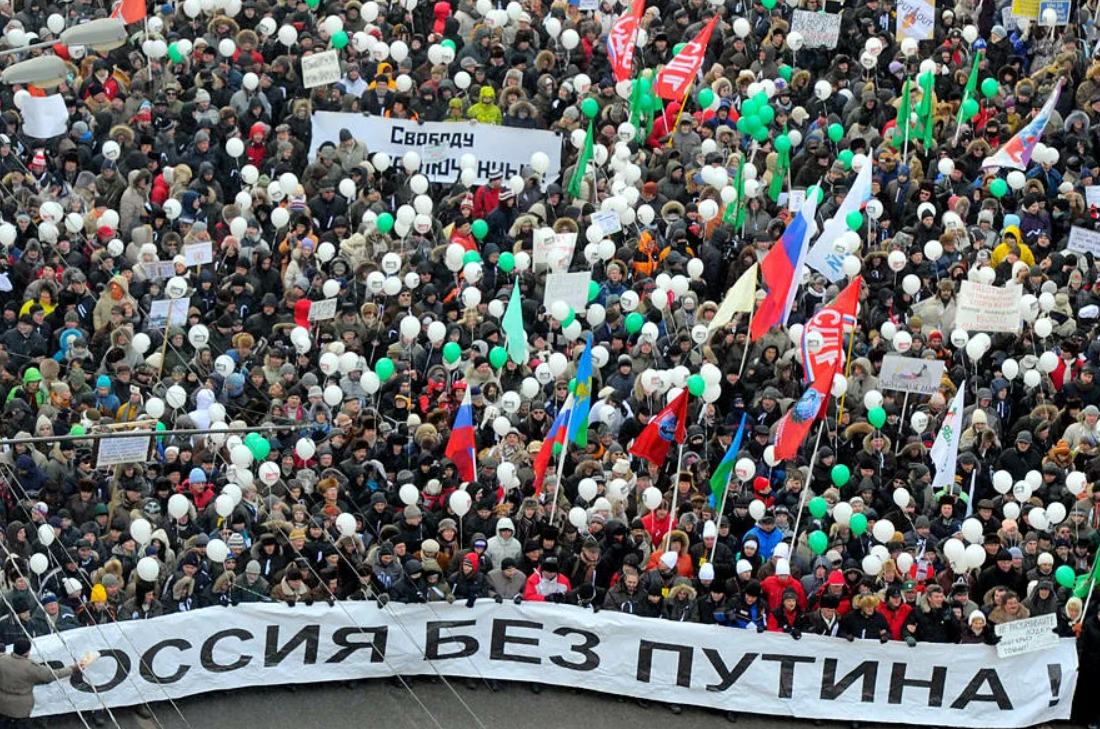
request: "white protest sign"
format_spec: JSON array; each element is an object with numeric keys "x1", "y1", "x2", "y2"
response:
[
  {"x1": 141, "y1": 261, "x2": 176, "y2": 280},
  {"x1": 27, "y1": 602, "x2": 1077, "y2": 727},
  {"x1": 310, "y1": 113, "x2": 563, "y2": 184},
  {"x1": 1086, "y1": 187, "x2": 1100, "y2": 209},
  {"x1": 543, "y1": 271, "x2": 592, "y2": 311},
  {"x1": 534, "y1": 232, "x2": 576, "y2": 271},
  {"x1": 184, "y1": 241, "x2": 213, "y2": 267},
  {"x1": 897, "y1": 0, "x2": 935, "y2": 40},
  {"x1": 791, "y1": 10, "x2": 841, "y2": 48},
  {"x1": 955, "y1": 281, "x2": 1022, "y2": 333},
  {"x1": 879, "y1": 354, "x2": 946, "y2": 395},
  {"x1": 95, "y1": 434, "x2": 151, "y2": 468},
  {"x1": 301, "y1": 50, "x2": 342, "y2": 89},
  {"x1": 788, "y1": 189, "x2": 806, "y2": 213},
  {"x1": 22, "y1": 95, "x2": 68, "y2": 139},
  {"x1": 147, "y1": 299, "x2": 188, "y2": 329},
  {"x1": 591, "y1": 210, "x2": 622, "y2": 236},
  {"x1": 995, "y1": 613, "x2": 1060, "y2": 658},
  {"x1": 1068, "y1": 226, "x2": 1100, "y2": 257},
  {"x1": 308, "y1": 298, "x2": 338, "y2": 321}
]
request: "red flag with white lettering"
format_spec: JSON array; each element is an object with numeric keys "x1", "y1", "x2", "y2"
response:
[
  {"x1": 653, "y1": 16, "x2": 719, "y2": 100},
  {"x1": 607, "y1": 0, "x2": 645, "y2": 83},
  {"x1": 773, "y1": 277, "x2": 861, "y2": 461}
]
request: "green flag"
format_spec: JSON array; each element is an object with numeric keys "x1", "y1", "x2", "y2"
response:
[
  {"x1": 891, "y1": 76, "x2": 911, "y2": 149},
  {"x1": 916, "y1": 71, "x2": 935, "y2": 149},
  {"x1": 723, "y1": 159, "x2": 745, "y2": 227},
  {"x1": 568, "y1": 120, "x2": 594, "y2": 199},
  {"x1": 502, "y1": 279, "x2": 526, "y2": 365},
  {"x1": 956, "y1": 50, "x2": 982, "y2": 128}
]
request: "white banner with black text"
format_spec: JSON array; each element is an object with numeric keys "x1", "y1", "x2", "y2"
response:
[
  {"x1": 308, "y1": 113, "x2": 563, "y2": 184},
  {"x1": 28, "y1": 602, "x2": 1076, "y2": 726}
]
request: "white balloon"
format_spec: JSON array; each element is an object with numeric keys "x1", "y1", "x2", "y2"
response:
[
  {"x1": 136, "y1": 557, "x2": 160, "y2": 582},
  {"x1": 206, "y1": 539, "x2": 229, "y2": 563},
  {"x1": 167, "y1": 494, "x2": 190, "y2": 519},
  {"x1": 961, "y1": 518, "x2": 984, "y2": 544},
  {"x1": 450, "y1": 490, "x2": 472, "y2": 516},
  {"x1": 833, "y1": 502, "x2": 853, "y2": 526},
  {"x1": 863, "y1": 391, "x2": 884, "y2": 410},
  {"x1": 295, "y1": 438, "x2": 316, "y2": 461},
  {"x1": 964, "y1": 543, "x2": 986, "y2": 570},
  {"x1": 642, "y1": 487, "x2": 663, "y2": 510},
  {"x1": 872, "y1": 519, "x2": 895, "y2": 544},
  {"x1": 862, "y1": 555, "x2": 883, "y2": 575},
  {"x1": 893, "y1": 488, "x2": 911, "y2": 509},
  {"x1": 748, "y1": 499, "x2": 767, "y2": 521}
]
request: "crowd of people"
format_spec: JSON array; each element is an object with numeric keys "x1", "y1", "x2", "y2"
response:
[{"x1": 0, "y1": 0, "x2": 1099, "y2": 723}]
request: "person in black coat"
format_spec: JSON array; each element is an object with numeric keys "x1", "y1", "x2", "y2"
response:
[
  {"x1": 449, "y1": 553, "x2": 490, "y2": 605},
  {"x1": 975, "y1": 549, "x2": 1029, "y2": 603},
  {"x1": 807, "y1": 593, "x2": 846, "y2": 637},
  {"x1": 995, "y1": 431, "x2": 1043, "y2": 481},
  {"x1": 842, "y1": 593, "x2": 891, "y2": 641},
  {"x1": 905, "y1": 585, "x2": 961, "y2": 644}
]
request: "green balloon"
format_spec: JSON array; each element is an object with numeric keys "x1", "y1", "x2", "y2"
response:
[
  {"x1": 331, "y1": 30, "x2": 348, "y2": 49},
  {"x1": 673, "y1": 42, "x2": 687, "y2": 55},
  {"x1": 167, "y1": 43, "x2": 184, "y2": 63},
  {"x1": 489, "y1": 346, "x2": 508, "y2": 369},
  {"x1": 697, "y1": 88, "x2": 715, "y2": 109},
  {"x1": 808, "y1": 530, "x2": 829, "y2": 555},
  {"x1": 625, "y1": 312, "x2": 644, "y2": 334},
  {"x1": 741, "y1": 99, "x2": 758, "y2": 118},
  {"x1": 753, "y1": 92, "x2": 768, "y2": 107},
  {"x1": 752, "y1": 126, "x2": 769, "y2": 143},
  {"x1": 498, "y1": 251, "x2": 515, "y2": 272},
  {"x1": 961, "y1": 98, "x2": 979, "y2": 120},
  {"x1": 247, "y1": 434, "x2": 271, "y2": 460},
  {"x1": 808, "y1": 185, "x2": 825, "y2": 204},
  {"x1": 774, "y1": 134, "x2": 791, "y2": 153},
  {"x1": 828, "y1": 123, "x2": 844, "y2": 142},
  {"x1": 687, "y1": 375, "x2": 705, "y2": 397},
  {"x1": 305, "y1": 0, "x2": 319, "y2": 6},
  {"x1": 376, "y1": 212, "x2": 394, "y2": 234},
  {"x1": 375, "y1": 357, "x2": 395, "y2": 381},
  {"x1": 757, "y1": 106, "x2": 775, "y2": 125},
  {"x1": 868, "y1": 406, "x2": 887, "y2": 429},
  {"x1": 588, "y1": 280, "x2": 599, "y2": 302},
  {"x1": 990, "y1": 178, "x2": 1008, "y2": 198},
  {"x1": 846, "y1": 210, "x2": 863, "y2": 230},
  {"x1": 778, "y1": 65, "x2": 792, "y2": 82},
  {"x1": 838, "y1": 149, "x2": 854, "y2": 169},
  {"x1": 471, "y1": 219, "x2": 489, "y2": 240},
  {"x1": 830, "y1": 464, "x2": 850, "y2": 487},
  {"x1": 581, "y1": 97, "x2": 599, "y2": 119},
  {"x1": 809, "y1": 496, "x2": 828, "y2": 519},
  {"x1": 443, "y1": 342, "x2": 461, "y2": 364},
  {"x1": 849, "y1": 513, "x2": 868, "y2": 536},
  {"x1": 981, "y1": 77, "x2": 999, "y2": 98},
  {"x1": 1056, "y1": 565, "x2": 1077, "y2": 589},
  {"x1": 736, "y1": 116, "x2": 753, "y2": 134},
  {"x1": 562, "y1": 311, "x2": 575, "y2": 328},
  {"x1": 70, "y1": 424, "x2": 85, "y2": 436},
  {"x1": 640, "y1": 95, "x2": 655, "y2": 113},
  {"x1": 441, "y1": 39, "x2": 456, "y2": 50},
  {"x1": 462, "y1": 249, "x2": 481, "y2": 265}
]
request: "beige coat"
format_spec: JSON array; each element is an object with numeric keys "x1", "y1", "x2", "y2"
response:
[{"x1": 0, "y1": 653, "x2": 75, "y2": 718}]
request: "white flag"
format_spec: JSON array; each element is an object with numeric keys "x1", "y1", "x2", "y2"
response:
[
  {"x1": 805, "y1": 161, "x2": 873, "y2": 282},
  {"x1": 930, "y1": 385, "x2": 966, "y2": 493}
]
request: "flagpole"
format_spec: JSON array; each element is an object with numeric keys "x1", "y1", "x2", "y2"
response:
[
  {"x1": 667, "y1": 81, "x2": 694, "y2": 147},
  {"x1": 790, "y1": 420, "x2": 825, "y2": 541},
  {"x1": 664, "y1": 441, "x2": 686, "y2": 551},
  {"x1": 547, "y1": 402, "x2": 574, "y2": 526},
  {"x1": 737, "y1": 306, "x2": 755, "y2": 377},
  {"x1": 834, "y1": 323, "x2": 858, "y2": 426}
]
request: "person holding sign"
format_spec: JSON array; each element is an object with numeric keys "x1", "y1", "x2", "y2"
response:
[{"x1": 0, "y1": 638, "x2": 84, "y2": 728}]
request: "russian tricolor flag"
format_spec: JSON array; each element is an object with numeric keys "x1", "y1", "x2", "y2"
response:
[
  {"x1": 750, "y1": 190, "x2": 819, "y2": 342},
  {"x1": 445, "y1": 390, "x2": 477, "y2": 483},
  {"x1": 532, "y1": 394, "x2": 572, "y2": 496}
]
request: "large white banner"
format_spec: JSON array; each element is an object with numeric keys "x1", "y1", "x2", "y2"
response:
[
  {"x1": 29, "y1": 602, "x2": 1076, "y2": 726},
  {"x1": 309, "y1": 113, "x2": 563, "y2": 184}
]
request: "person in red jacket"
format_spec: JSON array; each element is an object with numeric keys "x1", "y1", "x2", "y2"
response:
[
  {"x1": 522, "y1": 557, "x2": 571, "y2": 602},
  {"x1": 768, "y1": 587, "x2": 810, "y2": 638},
  {"x1": 878, "y1": 585, "x2": 913, "y2": 640},
  {"x1": 761, "y1": 560, "x2": 807, "y2": 611},
  {"x1": 641, "y1": 500, "x2": 673, "y2": 547},
  {"x1": 812, "y1": 569, "x2": 853, "y2": 616}
]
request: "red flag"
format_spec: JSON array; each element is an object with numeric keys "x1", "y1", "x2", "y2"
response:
[
  {"x1": 629, "y1": 388, "x2": 689, "y2": 468},
  {"x1": 607, "y1": 0, "x2": 645, "y2": 84},
  {"x1": 773, "y1": 277, "x2": 862, "y2": 461},
  {"x1": 653, "y1": 16, "x2": 718, "y2": 100},
  {"x1": 111, "y1": 0, "x2": 147, "y2": 25}
]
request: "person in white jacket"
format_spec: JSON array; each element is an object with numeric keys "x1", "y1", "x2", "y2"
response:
[{"x1": 485, "y1": 518, "x2": 522, "y2": 569}]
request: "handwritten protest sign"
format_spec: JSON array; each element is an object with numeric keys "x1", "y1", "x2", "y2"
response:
[
  {"x1": 1068, "y1": 226, "x2": 1100, "y2": 257},
  {"x1": 956, "y1": 281, "x2": 1022, "y2": 333},
  {"x1": 308, "y1": 298, "x2": 338, "y2": 321},
  {"x1": 96, "y1": 434, "x2": 151, "y2": 468},
  {"x1": 141, "y1": 261, "x2": 176, "y2": 280},
  {"x1": 1039, "y1": 0, "x2": 1069, "y2": 21},
  {"x1": 995, "y1": 613, "x2": 1059, "y2": 658},
  {"x1": 591, "y1": 210, "x2": 622, "y2": 236},
  {"x1": 543, "y1": 272, "x2": 592, "y2": 311},
  {"x1": 184, "y1": 241, "x2": 213, "y2": 267},
  {"x1": 301, "y1": 50, "x2": 342, "y2": 89},
  {"x1": 791, "y1": 10, "x2": 841, "y2": 48}
]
